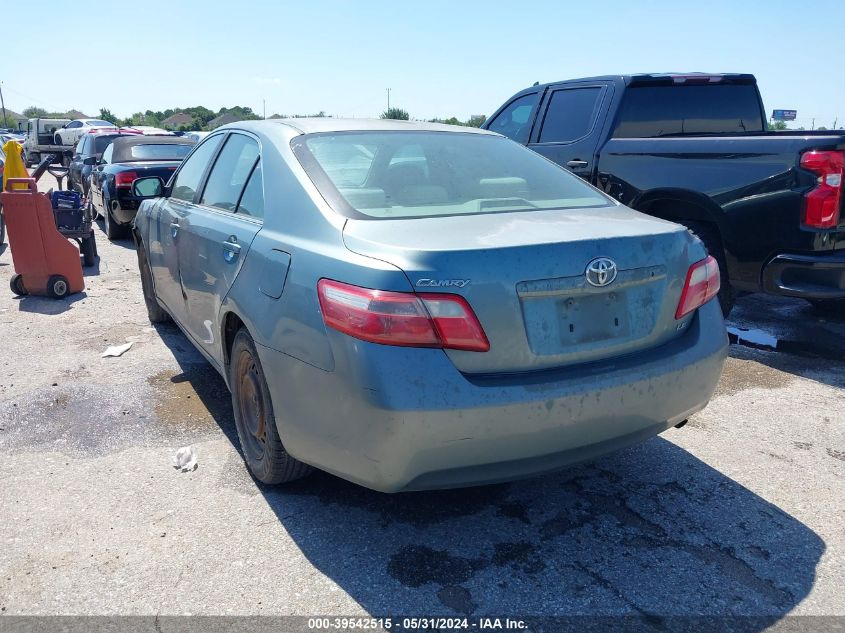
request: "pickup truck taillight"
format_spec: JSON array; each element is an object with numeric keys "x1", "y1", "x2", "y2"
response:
[
  {"x1": 114, "y1": 171, "x2": 139, "y2": 188},
  {"x1": 800, "y1": 150, "x2": 844, "y2": 229},
  {"x1": 676, "y1": 256, "x2": 720, "y2": 319},
  {"x1": 317, "y1": 279, "x2": 490, "y2": 352}
]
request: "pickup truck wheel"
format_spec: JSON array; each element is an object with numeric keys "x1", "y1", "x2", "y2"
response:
[
  {"x1": 229, "y1": 328, "x2": 313, "y2": 485},
  {"x1": 684, "y1": 221, "x2": 735, "y2": 317},
  {"x1": 135, "y1": 239, "x2": 171, "y2": 323}
]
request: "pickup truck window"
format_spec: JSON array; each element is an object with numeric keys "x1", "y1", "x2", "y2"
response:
[
  {"x1": 538, "y1": 87, "x2": 602, "y2": 143},
  {"x1": 613, "y1": 84, "x2": 765, "y2": 137},
  {"x1": 486, "y1": 93, "x2": 538, "y2": 144}
]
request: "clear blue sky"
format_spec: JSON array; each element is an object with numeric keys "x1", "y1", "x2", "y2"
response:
[{"x1": 3, "y1": 0, "x2": 841, "y2": 129}]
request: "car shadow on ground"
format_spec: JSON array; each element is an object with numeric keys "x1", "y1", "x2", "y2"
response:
[
  {"x1": 93, "y1": 217, "x2": 136, "y2": 251},
  {"x1": 156, "y1": 324, "x2": 825, "y2": 625}
]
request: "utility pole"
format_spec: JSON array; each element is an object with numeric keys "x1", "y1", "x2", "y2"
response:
[
  {"x1": 834, "y1": 118, "x2": 838, "y2": 130},
  {"x1": 812, "y1": 118, "x2": 815, "y2": 130},
  {"x1": 0, "y1": 81, "x2": 7, "y2": 129},
  {"x1": 386, "y1": 88, "x2": 391, "y2": 112},
  {"x1": 263, "y1": 99, "x2": 266, "y2": 120}
]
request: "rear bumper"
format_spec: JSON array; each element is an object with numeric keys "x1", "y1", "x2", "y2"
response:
[
  {"x1": 761, "y1": 250, "x2": 845, "y2": 299},
  {"x1": 258, "y1": 300, "x2": 728, "y2": 493}
]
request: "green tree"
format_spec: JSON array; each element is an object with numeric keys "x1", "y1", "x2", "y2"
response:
[
  {"x1": 22, "y1": 106, "x2": 48, "y2": 118},
  {"x1": 380, "y1": 107, "x2": 409, "y2": 121},
  {"x1": 98, "y1": 108, "x2": 119, "y2": 124},
  {"x1": 465, "y1": 114, "x2": 487, "y2": 128},
  {"x1": 768, "y1": 120, "x2": 788, "y2": 131}
]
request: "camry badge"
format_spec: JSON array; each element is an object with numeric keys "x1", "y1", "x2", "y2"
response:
[{"x1": 585, "y1": 258, "x2": 618, "y2": 287}]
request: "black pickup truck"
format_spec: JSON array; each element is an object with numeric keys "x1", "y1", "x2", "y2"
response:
[{"x1": 483, "y1": 73, "x2": 845, "y2": 314}]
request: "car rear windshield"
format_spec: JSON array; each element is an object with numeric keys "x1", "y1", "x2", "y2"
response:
[
  {"x1": 128, "y1": 144, "x2": 193, "y2": 161},
  {"x1": 612, "y1": 84, "x2": 765, "y2": 137},
  {"x1": 89, "y1": 120, "x2": 115, "y2": 127},
  {"x1": 294, "y1": 131, "x2": 611, "y2": 219}
]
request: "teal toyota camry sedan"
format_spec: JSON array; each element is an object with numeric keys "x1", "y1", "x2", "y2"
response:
[{"x1": 131, "y1": 118, "x2": 727, "y2": 492}]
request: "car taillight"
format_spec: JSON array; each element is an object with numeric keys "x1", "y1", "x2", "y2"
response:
[
  {"x1": 675, "y1": 255, "x2": 720, "y2": 319},
  {"x1": 115, "y1": 171, "x2": 138, "y2": 188},
  {"x1": 317, "y1": 279, "x2": 490, "y2": 352},
  {"x1": 800, "y1": 150, "x2": 844, "y2": 229}
]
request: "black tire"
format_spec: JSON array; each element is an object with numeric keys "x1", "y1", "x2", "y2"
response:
[
  {"x1": 684, "y1": 221, "x2": 735, "y2": 317},
  {"x1": 46, "y1": 275, "x2": 69, "y2": 299},
  {"x1": 103, "y1": 203, "x2": 127, "y2": 240},
  {"x1": 53, "y1": 133, "x2": 62, "y2": 146},
  {"x1": 81, "y1": 234, "x2": 97, "y2": 267},
  {"x1": 9, "y1": 274, "x2": 26, "y2": 296},
  {"x1": 135, "y1": 238, "x2": 171, "y2": 323},
  {"x1": 229, "y1": 328, "x2": 312, "y2": 485}
]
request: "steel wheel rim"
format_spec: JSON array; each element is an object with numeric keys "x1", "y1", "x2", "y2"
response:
[
  {"x1": 236, "y1": 350, "x2": 267, "y2": 462},
  {"x1": 54, "y1": 280, "x2": 67, "y2": 296}
]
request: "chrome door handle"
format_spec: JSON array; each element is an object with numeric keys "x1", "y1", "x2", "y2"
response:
[
  {"x1": 566, "y1": 159, "x2": 589, "y2": 169},
  {"x1": 222, "y1": 237, "x2": 241, "y2": 263},
  {"x1": 170, "y1": 222, "x2": 180, "y2": 238}
]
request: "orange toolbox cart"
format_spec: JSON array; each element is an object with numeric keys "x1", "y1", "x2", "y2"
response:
[{"x1": 2, "y1": 177, "x2": 85, "y2": 299}]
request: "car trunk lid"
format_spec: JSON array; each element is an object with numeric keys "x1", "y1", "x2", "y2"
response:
[{"x1": 343, "y1": 206, "x2": 701, "y2": 374}]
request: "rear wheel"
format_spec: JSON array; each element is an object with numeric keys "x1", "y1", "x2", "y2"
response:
[
  {"x1": 684, "y1": 221, "x2": 735, "y2": 317},
  {"x1": 229, "y1": 328, "x2": 312, "y2": 485},
  {"x1": 10, "y1": 274, "x2": 26, "y2": 296},
  {"x1": 103, "y1": 202, "x2": 127, "y2": 240},
  {"x1": 53, "y1": 133, "x2": 62, "y2": 145},
  {"x1": 135, "y1": 238, "x2": 170, "y2": 323},
  {"x1": 46, "y1": 275, "x2": 69, "y2": 299}
]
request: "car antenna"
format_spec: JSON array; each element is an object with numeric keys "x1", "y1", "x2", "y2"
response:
[{"x1": 532, "y1": 81, "x2": 539, "y2": 86}]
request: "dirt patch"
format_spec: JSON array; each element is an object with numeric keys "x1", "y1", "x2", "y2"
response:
[
  {"x1": 714, "y1": 356, "x2": 795, "y2": 397},
  {"x1": 147, "y1": 367, "x2": 234, "y2": 435}
]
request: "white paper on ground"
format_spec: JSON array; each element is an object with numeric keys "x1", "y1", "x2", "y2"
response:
[
  {"x1": 101, "y1": 342, "x2": 133, "y2": 357},
  {"x1": 173, "y1": 446, "x2": 198, "y2": 472}
]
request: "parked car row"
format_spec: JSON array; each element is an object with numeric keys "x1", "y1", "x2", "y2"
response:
[{"x1": 13, "y1": 70, "x2": 843, "y2": 494}]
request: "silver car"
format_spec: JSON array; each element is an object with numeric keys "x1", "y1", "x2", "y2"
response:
[{"x1": 132, "y1": 119, "x2": 727, "y2": 492}]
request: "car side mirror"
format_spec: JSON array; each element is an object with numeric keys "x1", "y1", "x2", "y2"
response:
[
  {"x1": 83, "y1": 156, "x2": 97, "y2": 165},
  {"x1": 132, "y1": 176, "x2": 164, "y2": 198}
]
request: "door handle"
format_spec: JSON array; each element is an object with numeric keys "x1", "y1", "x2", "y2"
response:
[
  {"x1": 566, "y1": 159, "x2": 589, "y2": 169},
  {"x1": 170, "y1": 222, "x2": 180, "y2": 238},
  {"x1": 222, "y1": 237, "x2": 241, "y2": 263}
]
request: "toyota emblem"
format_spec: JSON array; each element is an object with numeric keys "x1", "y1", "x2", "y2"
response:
[{"x1": 585, "y1": 257, "x2": 618, "y2": 287}]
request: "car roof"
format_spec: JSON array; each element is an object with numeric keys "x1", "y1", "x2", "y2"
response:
[
  {"x1": 226, "y1": 118, "x2": 498, "y2": 136},
  {"x1": 508, "y1": 73, "x2": 757, "y2": 96},
  {"x1": 110, "y1": 135, "x2": 195, "y2": 148}
]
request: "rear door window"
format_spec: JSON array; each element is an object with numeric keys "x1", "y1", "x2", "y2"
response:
[
  {"x1": 538, "y1": 87, "x2": 603, "y2": 143},
  {"x1": 199, "y1": 133, "x2": 260, "y2": 212},
  {"x1": 486, "y1": 93, "x2": 538, "y2": 144}
]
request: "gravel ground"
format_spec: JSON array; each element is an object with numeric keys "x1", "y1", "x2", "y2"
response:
[{"x1": 0, "y1": 173, "x2": 843, "y2": 627}]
